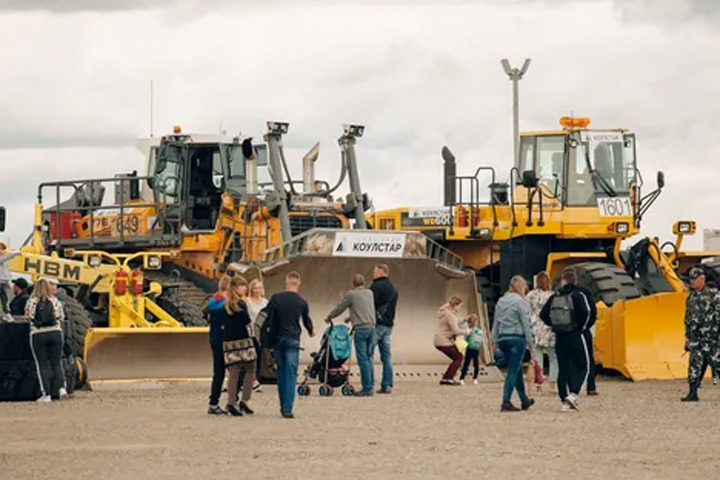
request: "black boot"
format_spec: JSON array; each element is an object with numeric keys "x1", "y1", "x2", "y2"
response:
[{"x1": 681, "y1": 382, "x2": 699, "y2": 402}]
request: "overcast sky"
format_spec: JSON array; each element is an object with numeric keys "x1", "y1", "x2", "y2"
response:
[{"x1": 1, "y1": 0, "x2": 719, "y2": 249}]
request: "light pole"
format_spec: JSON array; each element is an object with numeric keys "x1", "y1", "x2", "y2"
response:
[{"x1": 500, "y1": 58, "x2": 531, "y2": 166}]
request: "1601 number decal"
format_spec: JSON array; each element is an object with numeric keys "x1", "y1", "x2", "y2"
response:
[{"x1": 596, "y1": 196, "x2": 632, "y2": 217}]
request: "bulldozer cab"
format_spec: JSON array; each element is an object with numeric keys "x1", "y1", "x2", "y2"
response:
[
  {"x1": 517, "y1": 117, "x2": 638, "y2": 214},
  {"x1": 149, "y1": 131, "x2": 266, "y2": 232}
]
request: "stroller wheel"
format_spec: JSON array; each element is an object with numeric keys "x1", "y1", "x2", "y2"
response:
[
  {"x1": 341, "y1": 385, "x2": 351, "y2": 396},
  {"x1": 297, "y1": 385, "x2": 311, "y2": 396},
  {"x1": 319, "y1": 385, "x2": 334, "y2": 397}
]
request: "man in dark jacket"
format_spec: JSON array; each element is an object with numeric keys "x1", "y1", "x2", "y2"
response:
[
  {"x1": 269, "y1": 271, "x2": 315, "y2": 419},
  {"x1": 540, "y1": 268, "x2": 593, "y2": 411},
  {"x1": 9, "y1": 278, "x2": 30, "y2": 316},
  {"x1": 369, "y1": 264, "x2": 398, "y2": 394}
]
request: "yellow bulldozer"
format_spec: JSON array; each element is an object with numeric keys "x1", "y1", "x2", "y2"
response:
[
  {"x1": 370, "y1": 116, "x2": 720, "y2": 380},
  {"x1": 9, "y1": 122, "x2": 484, "y2": 382},
  {"x1": 0, "y1": 206, "x2": 208, "y2": 381}
]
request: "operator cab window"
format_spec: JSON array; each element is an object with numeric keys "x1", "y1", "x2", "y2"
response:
[
  {"x1": 566, "y1": 132, "x2": 637, "y2": 206},
  {"x1": 535, "y1": 136, "x2": 564, "y2": 195}
]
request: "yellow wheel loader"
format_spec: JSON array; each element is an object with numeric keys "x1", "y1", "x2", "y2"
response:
[
  {"x1": 0, "y1": 207, "x2": 209, "y2": 381},
  {"x1": 12, "y1": 123, "x2": 485, "y2": 382},
  {"x1": 370, "y1": 116, "x2": 720, "y2": 380}
]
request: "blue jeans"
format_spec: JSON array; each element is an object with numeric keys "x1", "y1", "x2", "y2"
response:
[
  {"x1": 535, "y1": 346, "x2": 558, "y2": 383},
  {"x1": 273, "y1": 336, "x2": 300, "y2": 415},
  {"x1": 372, "y1": 325, "x2": 393, "y2": 389},
  {"x1": 498, "y1": 336, "x2": 530, "y2": 405},
  {"x1": 354, "y1": 326, "x2": 375, "y2": 392}
]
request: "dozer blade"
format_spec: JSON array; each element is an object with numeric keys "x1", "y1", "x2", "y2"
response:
[
  {"x1": 84, "y1": 327, "x2": 210, "y2": 381},
  {"x1": 259, "y1": 234, "x2": 500, "y2": 380},
  {"x1": 595, "y1": 292, "x2": 692, "y2": 380}
]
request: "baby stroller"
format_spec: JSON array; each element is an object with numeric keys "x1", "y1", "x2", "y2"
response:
[{"x1": 297, "y1": 321, "x2": 355, "y2": 397}]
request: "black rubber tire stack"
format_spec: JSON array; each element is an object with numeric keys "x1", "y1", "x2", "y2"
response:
[{"x1": 0, "y1": 322, "x2": 83, "y2": 401}]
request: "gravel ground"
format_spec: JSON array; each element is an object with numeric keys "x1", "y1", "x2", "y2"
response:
[{"x1": 1, "y1": 378, "x2": 719, "y2": 480}]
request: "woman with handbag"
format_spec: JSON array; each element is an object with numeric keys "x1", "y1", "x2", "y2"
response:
[{"x1": 222, "y1": 276, "x2": 257, "y2": 417}]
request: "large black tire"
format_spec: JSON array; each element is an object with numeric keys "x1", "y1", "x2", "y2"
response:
[
  {"x1": 56, "y1": 291, "x2": 93, "y2": 358},
  {"x1": 698, "y1": 261, "x2": 720, "y2": 288},
  {"x1": 155, "y1": 294, "x2": 208, "y2": 327},
  {"x1": 572, "y1": 262, "x2": 641, "y2": 306}
]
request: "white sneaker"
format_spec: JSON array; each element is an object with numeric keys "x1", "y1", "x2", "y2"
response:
[
  {"x1": 253, "y1": 381, "x2": 263, "y2": 393},
  {"x1": 565, "y1": 394, "x2": 580, "y2": 410},
  {"x1": 459, "y1": 379, "x2": 465, "y2": 385},
  {"x1": 473, "y1": 379, "x2": 478, "y2": 385},
  {"x1": 560, "y1": 402, "x2": 571, "y2": 412},
  {"x1": 36, "y1": 395, "x2": 51, "y2": 403},
  {"x1": 58, "y1": 388, "x2": 68, "y2": 399},
  {"x1": 713, "y1": 377, "x2": 718, "y2": 386}
]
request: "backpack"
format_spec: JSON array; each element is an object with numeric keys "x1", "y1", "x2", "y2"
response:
[
  {"x1": 258, "y1": 303, "x2": 278, "y2": 349},
  {"x1": 549, "y1": 293, "x2": 575, "y2": 333},
  {"x1": 33, "y1": 298, "x2": 57, "y2": 328}
]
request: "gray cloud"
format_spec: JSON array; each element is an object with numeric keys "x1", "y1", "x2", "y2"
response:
[
  {"x1": 613, "y1": 0, "x2": 720, "y2": 27},
  {"x1": 0, "y1": 131, "x2": 134, "y2": 149},
  {"x1": 1, "y1": 0, "x2": 720, "y2": 251}
]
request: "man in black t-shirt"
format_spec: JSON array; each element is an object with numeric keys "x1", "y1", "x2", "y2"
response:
[
  {"x1": 268, "y1": 271, "x2": 314, "y2": 419},
  {"x1": 370, "y1": 264, "x2": 398, "y2": 394}
]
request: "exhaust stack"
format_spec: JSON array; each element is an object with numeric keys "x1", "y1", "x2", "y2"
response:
[
  {"x1": 302, "y1": 142, "x2": 320, "y2": 193},
  {"x1": 442, "y1": 146, "x2": 456, "y2": 206}
]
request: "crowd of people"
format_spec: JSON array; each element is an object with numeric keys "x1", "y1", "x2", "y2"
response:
[
  {"x1": 432, "y1": 268, "x2": 600, "y2": 413},
  {"x1": 207, "y1": 262, "x2": 720, "y2": 417},
  {"x1": 205, "y1": 263, "x2": 398, "y2": 419},
  {"x1": 4, "y1": 239, "x2": 717, "y2": 414}
]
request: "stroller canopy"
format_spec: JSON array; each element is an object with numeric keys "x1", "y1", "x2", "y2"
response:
[{"x1": 326, "y1": 324, "x2": 351, "y2": 361}]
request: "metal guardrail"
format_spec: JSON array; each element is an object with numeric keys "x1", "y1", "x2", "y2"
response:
[
  {"x1": 37, "y1": 176, "x2": 182, "y2": 249},
  {"x1": 258, "y1": 228, "x2": 464, "y2": 270}
]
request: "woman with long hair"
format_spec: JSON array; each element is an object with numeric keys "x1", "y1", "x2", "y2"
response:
[
  {"x1": 221, "y1": 276, "x2": 257, "y2": 416},
  {"x1": 490, "y1": 275, "x2": 535, "y2": 412},
  {"x1": 205, "y1": 275, "x2": 231, "y2": 415},
  {"x1": 434, "y1": 295, "x2": 469, "y2": 386},
  {"x1": 246, "y1": 279, "x2": 268, "y2": 392},
  {"x1": 25, "y1": 278, "x2": 67, "y2": 402},
  {"x1": 526, "y1": 271, "x2": 557, "y2": 392}
]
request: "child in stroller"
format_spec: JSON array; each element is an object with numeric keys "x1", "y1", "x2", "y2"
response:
[{"x1": 297, "y1": 321, "x2": 355, "y2": 396}]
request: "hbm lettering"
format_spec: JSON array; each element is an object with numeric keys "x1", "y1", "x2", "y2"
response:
[{"x1": 24, "y1": 257, "x2": 82, "y2": 281}]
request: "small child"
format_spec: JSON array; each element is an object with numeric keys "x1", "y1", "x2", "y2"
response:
[{"x1": 459, "y1": 314, "x2": 482, "y2": 385}]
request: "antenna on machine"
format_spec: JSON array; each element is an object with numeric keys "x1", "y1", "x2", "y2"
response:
[{"x1": 149, "y1": 79, "x2": 154, "y2": 138}]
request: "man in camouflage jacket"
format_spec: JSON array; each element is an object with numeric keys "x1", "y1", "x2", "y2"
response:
[{"x1": 682, "y1": 267, "x2": 720, "y2": 402}]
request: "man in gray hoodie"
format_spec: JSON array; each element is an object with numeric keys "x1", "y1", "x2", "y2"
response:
[{"x1": 326, "y1": 274, "x2": 376, "y2": 396}]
